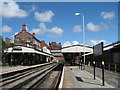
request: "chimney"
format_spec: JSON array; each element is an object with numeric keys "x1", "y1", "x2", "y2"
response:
[
  {"x1": 22, "y1": 24, "x2": 26, "y2": 31},
  {"x1": 32, "y1": 33, "x2": 35, "y2": 37}
]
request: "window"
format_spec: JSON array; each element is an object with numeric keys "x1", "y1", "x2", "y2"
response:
[
  {"x1": 15, "y1": 38, "x2": 20, "y2": 41},
  {"x1": 22, "y1": 38, "x2": 25, "y2": 41},
  {"x1": 27, "y1": 37, "x2": 31, "y2": 42},
  {"x1": 38, "y1": 43, "x2": 41, "y2": 46}
]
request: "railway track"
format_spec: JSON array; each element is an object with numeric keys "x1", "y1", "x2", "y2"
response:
[
  {"x1": 0, "y1": 62, "x2": 63, "y2": 90},
  {"x1": 32, "y1": 63, "x2": 63, "y2": 89}
]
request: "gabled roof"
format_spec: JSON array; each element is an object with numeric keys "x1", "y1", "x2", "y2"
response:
[
  {"x1": 62, "y1": 44, "x2": 92, "y2": 49},
  {"x1": 62, "y1": 45, "x2": 93, "y2": 53},
  {"x1": 14, "y1": 31, "x2": 41, "y2": 43}
]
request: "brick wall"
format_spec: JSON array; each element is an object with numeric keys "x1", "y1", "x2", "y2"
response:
[
  {"x1": 40, "y1": 41, "x2": 49, "y2": 50},
  {"x1": 49, "y1": 42, "x2": 62, "y2": 50},
  {"x1": 14, "y1": 24, "x2": 41, "y2": 49}
]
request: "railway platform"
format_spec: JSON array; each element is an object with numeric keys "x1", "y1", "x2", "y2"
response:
[
  {"x1": 0, "y1": 62, "x2": 52, "y2": 75},
  {"x1": 59, "y1": 66, "x2": 114, "y2": 88},
  {"x1": 0, "y1": 66, "x2": 29, "y2": 75}
]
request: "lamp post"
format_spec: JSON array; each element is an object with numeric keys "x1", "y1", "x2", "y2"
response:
[
  {"x1": 10, "y1": 47, "x2": 14, "y2": 67},
  {"x1": 75, "y1": 13, "x2": 86, "y2": 70}
]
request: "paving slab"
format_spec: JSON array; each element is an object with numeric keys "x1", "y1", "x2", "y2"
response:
[
  {"x1": 62, "y1": 66, "x2": 114, "y2": 88},
  {"x1": 0, "y1": 66, "x2": 29, "y2": 75},
  {"x1": 62, "y1": 66, "x2": 75, "y2": 88}
]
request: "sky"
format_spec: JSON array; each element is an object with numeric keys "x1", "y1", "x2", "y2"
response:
[{"x1": 1, "y1": 0, "x2": 119, "y2": 47}]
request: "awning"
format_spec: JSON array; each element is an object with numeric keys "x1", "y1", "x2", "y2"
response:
[
  {"x1": 5, "y1": 46, "x2": 54, "y2": 57},
  {"x1": 62, "y1": 45, "x2": 93, "y2": 53}
]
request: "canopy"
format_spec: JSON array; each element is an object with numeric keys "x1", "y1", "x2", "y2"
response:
[
  {"x1": 62, "y1": 45, "x2": 93, "y2": 53},
  {"x1": 5, "y1": 46, "x2": 53, "y2": 57}
]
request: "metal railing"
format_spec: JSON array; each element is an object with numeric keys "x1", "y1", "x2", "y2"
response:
[{"x1": 86, "y1": 61, "x2": 120, "y2": 72}]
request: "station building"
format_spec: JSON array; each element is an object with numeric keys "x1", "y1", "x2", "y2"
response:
[
  {"x1": 14, "y1": 24, "x2": 41, "y2": 50},
  {"x1": 61, "y1": 45, "x2": 93, "y2": 65},
  {"x1": 49, "y1": 42, "x2": 64, "y2": 62},
  {"x1": 4, "y1": 24, "x2": 53, "y2": 66},
  {"x1": 61, "y1": 41, "x2": 120, "y2": 71},
  {"x1": 4, "y1": 45, "x2": 53, "y2": 66}
]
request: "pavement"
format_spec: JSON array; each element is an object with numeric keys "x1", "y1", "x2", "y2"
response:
[
  {"x1": 0, "y1": 66, "x2": 29, "y2": 74},
  {"x1": 61, "y1": 66, "x2": 115, "y2": 88},
  {"x1": 1, "y1": 65, "x2": 119, "y2": 89},
  {"x1": 0, "y1": 63, "x2": 50, "y2": 74}
]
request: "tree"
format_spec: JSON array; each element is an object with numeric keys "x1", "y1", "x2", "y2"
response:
[
  {"x1": 0, "y1": 36, "x2": 2, "y2": 62},
  {"x1": 1, "y1": 36, "x2": 14, "y2": 54},
  {"x1": 0, "y1": 36, "x2": 14, "y2": 58}
]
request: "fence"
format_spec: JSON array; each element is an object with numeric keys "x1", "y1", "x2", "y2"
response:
[{"x1": 86, "y1": 61, "x2": 120, "y2": 72}]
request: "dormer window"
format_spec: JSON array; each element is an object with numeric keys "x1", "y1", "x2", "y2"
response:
[{"x1": 15, "y1": 38, "x2": 20, "y2": 41}]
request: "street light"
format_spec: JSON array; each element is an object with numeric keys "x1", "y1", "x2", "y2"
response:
[{"x1": 75, "y1": 12, "x2": 86, "y2": 70}]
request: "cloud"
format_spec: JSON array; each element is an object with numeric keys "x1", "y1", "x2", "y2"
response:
[
  {"x1": 39, "y1": 23, "x2": 47, "y2": 29},
  {"x1": 0, "y1": 0, "x2": 28, "y2": 18},
  {"x1": 31, "y1": 5, "x2": 36, "y2": 11},
  {"x1": 89, "y1": 40, "x2": 107, "y2": 46},
  {"x1": 48, "y1": 27, "x2": 63, "y2": 38},
  {"x1": 86, "y1": 22, "x2": 108, "y2": 31},
  {"x1": 34, "y1": 10, "x2": 54, "y2": 22},
  {"x1": 2, "y1": 25, "x2": 12, "y2": 33},
  {"x1": 15, "y1": 32, "x2": 18, "y2": 35},
  {"x1": 62, "y1": 41, "x2": 79, "y2": 47},
  {"x1": 72, "y1": 41, "x2": 79, "y2": 45},
  {"x1": 30, "y1": 23, "x2": 63, "y2": 38},
  {"x1": 27, "y1": 5, "x2": 37, "y2": 13},
  {"x1": 11, "y1": 32, "x2": 18, "y2": 39},
  {"x1": 73, "y1": 25, "x2": 82, "y2": 33},
  {"x1": 100, "y1": 11, "x2": 115, "y2": 20},
  {"x1": 30, "y1": 23, "x2": 48, "y2": 35},
  {"x1": 62, "y1": 41, "x2": 71, "y2": 47}
]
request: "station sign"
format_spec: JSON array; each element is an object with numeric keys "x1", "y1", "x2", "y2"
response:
[
  {"x1": 13, "y1": 46, "x2": 22, "y2": 51},
  {"x1": 93, "y1": 42, "x2": 103, "y2": 56}
]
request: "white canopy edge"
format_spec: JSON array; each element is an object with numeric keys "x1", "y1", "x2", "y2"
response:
[
  {"x1": 62, "y1": 46, "x2": 93, "y2": 53},
  {"x1": 5, "y1": 46, "x2": 53, "y2": 57},
  {"x1": 83, "y1": 45, "x2": 114, "y2": 56}
]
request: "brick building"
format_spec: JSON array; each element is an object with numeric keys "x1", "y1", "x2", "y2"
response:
[
  {"x1": 5, "y1": 38, "x2": 14, "y2": 45},
  {"x1": 41, "y1": 40, "x2": 51, "y2": 53},
  {"x1": 49, "y1": 42, "x2": 63, "y2": 62},
  {"x1": 49, "y1": 42, "x2": 62, "y2": 50},
  {"x1": 14, "y1": 24, "x2": 41, "y2": 50},
  {"x1": 41, "y1": 41, "x2": 49, "y2": 49}
]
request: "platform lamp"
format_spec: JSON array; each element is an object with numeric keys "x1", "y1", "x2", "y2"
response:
[{"x1": 75, "y1": 12, "x2": 86, "y2": 70}]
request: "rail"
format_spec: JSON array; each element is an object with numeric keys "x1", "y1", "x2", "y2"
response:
[
  {"x1": 0, "y1": 62, "x2": 60, "y2": 89},
  {"x1": 85, "y1": 61, "x2": 120, "y2": 73}
]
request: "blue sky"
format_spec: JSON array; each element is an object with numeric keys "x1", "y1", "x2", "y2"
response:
[{"x1": 1, "y1": 1, "x2": 119, "y2": 47}]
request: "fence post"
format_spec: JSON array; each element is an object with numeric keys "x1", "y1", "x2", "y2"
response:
[
  {"x1": 99, "y1": 62, "x2": 101, "y2": 68},
  {"x1": 108, "y1": 64, "x2": 110, "y2": 71},
  {"x1": 115, "y1": 64, "x2": 117, "y2": 72}
]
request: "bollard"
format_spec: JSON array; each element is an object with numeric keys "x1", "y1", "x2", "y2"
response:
[
  {"x1": 102, "y1": 61, "x2": 105, "y2": 86},
  {"x1": 93, "y1": 61, "x2": 96, "y2": 80},
  {"x1": 88, "y1": 61, "x2": 90, "y2": 67},
  {"x1": 81, "y1": 60, "x2": 82, "y2": 70}
]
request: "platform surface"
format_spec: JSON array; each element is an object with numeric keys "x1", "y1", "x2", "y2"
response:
[
  {"x1": 0, "y1": 66, "x2": 29, "y2": 75},
  {"x1": 62, "y1": 66, "x2": 114, "y2": 88},
  {"x1": 0, "y1": 63, "x2": 49, "y2": 75}
]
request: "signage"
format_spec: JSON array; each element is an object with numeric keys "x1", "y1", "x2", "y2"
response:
[
  {"x1": 13, "y1": 46, "x2": 22, "y2": 51},
  {"x1": 93, "y1": 42, "x2": 103, "y2": 56}
]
